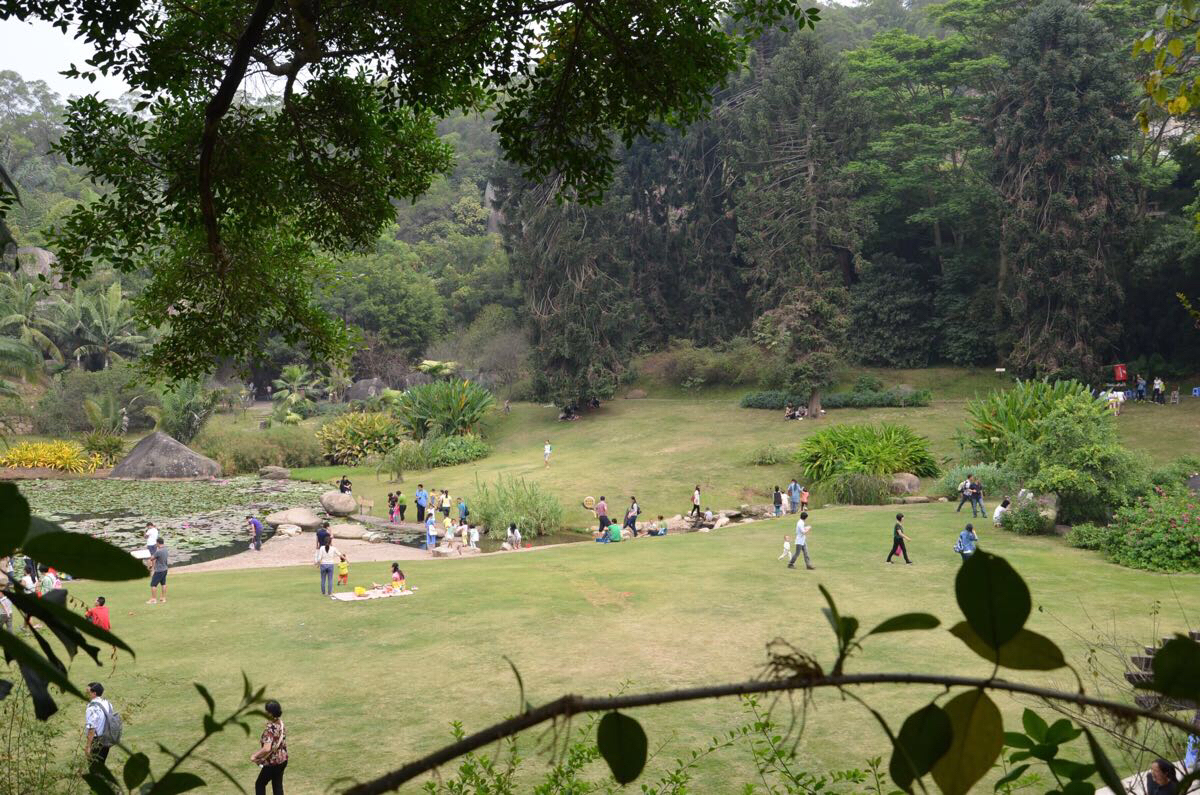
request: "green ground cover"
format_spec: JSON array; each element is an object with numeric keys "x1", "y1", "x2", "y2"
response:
[{"x1": 57, "y1": 502, "x2": 1196, "y2": 793}]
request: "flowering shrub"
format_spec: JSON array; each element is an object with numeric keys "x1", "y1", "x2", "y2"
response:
[
  {"x1": 0, "y1": 440, "x2": 100, "y2": 473},
  {"x1": 1102, "y1": 489, "x2": 1200, "y2": 572}
]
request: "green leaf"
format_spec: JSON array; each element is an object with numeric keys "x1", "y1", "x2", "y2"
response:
[
  {"x1": 949, "y1": 623, "x2": 1066, "y2": 670},
  {"x1": 1004, "y1": 731, "x2": 1034, "y2": 749},
  {"x1": 993, "y1": 763, "x2": 1030, "y2": 791},
  {"x1": 147, "y1": 772, "x2": 206, "y2": 795},
  {"x1": 83, "y1": 772, "x2": 119, "y2": 795},
  {"x1": 1022, "y1": 709, "x2": 1048, "y2": 742},
  {"x1": 597, "y1": 712, "x2": 647, "y2": 785},
  {"x1": 0, "y1": 483, "x2": 30, "y2": 555},
  {"x1": 1061, "y1": 780, "x2": 1096, "y2": 795},
  {"x1": 22, "y1": 531, "x2": 147, "y2": 581},
  {"x1": 6, "y1": 589, "x2": 134, "y2": 659},
  {"x1": 955, "y1": 551, "x2": 1030, "y2": 649},
  {"x1": 1147, "y1": 635, "x2": 1200, "y2": 700},
  {"x1": 1044, "y1": 718, "x2": 1082, "y2": 745},
  {"x1": 0, "y1": 628, "x2": 84, "y2": 701},
  {"x1": 194, "y1": 683, "x2": 215, "y2": 714},
  {"x1": 1168, "y1": 37, "x2": 1184, "y2": 57},
  {"x1": 931, "y1": 690, "x2": 1004, "y2": 795},
  {"x1": 123, "y1": 752, "x2": 150, "y2": 789},
  {"x1": 868, "y1": 613, "x2": 941, "y2": 635},
  {"x1": 1048, "y1": 758, "x2": 1095, "y2": 781},
  {"x1": 1083, "y1": 728, "x2": 1125, "y2": 794},
  {"x1": 888, "y1": 703, "x2": 952, "y2": 791}
]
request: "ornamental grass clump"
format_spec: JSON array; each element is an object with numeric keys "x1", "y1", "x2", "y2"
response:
[
  {"x1": 0, "y1": 440, "x2": 99, "y2": 473},
  {"x1": 794, "y1": 423, "x2": 939, "y2": 484}
]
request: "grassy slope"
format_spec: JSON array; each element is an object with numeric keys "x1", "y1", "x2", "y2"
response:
[{"x1": 42, "y1": 381, "x2": 1197, "y2": 793}]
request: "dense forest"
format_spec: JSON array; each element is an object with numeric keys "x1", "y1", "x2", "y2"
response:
[{"x1": 3, "y1": 0, "x2": 1200, "y2": 405}]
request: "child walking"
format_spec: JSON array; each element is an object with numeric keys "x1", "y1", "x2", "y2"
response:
[
  {"x1": 778, "y1": 535, "x2": 792, "y2": 561},
  {"x1": 887, "y1": 513, "x2": 912, "y2": 564},
  {"x1": 336, "y1": 554, "x2": 350, "y2": 585}
]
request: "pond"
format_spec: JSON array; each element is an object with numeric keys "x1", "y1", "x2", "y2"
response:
[{"x1": 17, "y1": 477, "x2": 329, "y2": 565}]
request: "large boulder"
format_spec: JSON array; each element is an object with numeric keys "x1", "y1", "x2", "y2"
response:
[
  {"x1": 109, "y1": 432, "x2": 221, "y2": 480},
  {"x1": 890, "y1": 473, "x2": 921, "y2": 495},
  {"x1": 276, "y1": 524, "x2": 302, "y2": 537},
  {"x1": 346, "y1": 378, "x2": 386, "y2": 402},
  {"x1": 320, "y1": 491, "x2": 357, "y2": 516},
  {"x1": 713, "y1": 515, "x2": 731, "y2": 529},
  {"x1": 259, "y1": 466, "x2": 290, "y2": 480},
  {"x1": 329, "y1": 522, "x2": 368, "y2": 540},
  {"x1": 264, "y1": 507, "x2": 322, "y2": 530}
]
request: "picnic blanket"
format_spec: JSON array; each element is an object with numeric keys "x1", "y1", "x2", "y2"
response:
[{"x1": 331, "y1": 588, "x2": 414, "y2": 602}]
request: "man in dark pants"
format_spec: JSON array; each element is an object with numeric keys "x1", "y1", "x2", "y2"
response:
[
  {"x1": 595, "y1": 496, "x2": 610, "y2": 535},
  {"x1": 886, "y1": 513, "x2": 912, "y2": 564},
  {"x1": 956, "y1": 475, "x2": 974, "y2": 513},
  {"x1": 84, "y1": 682, "x2": 114, "y2": 770},
  {"x1": 968, "y1": 477, "x2": 985, "y2": 518},
  {"x1": 247, "y1": 515, "x2": 263, "y2": 551},
  {"x1": 787, "y1": 512, "x2": 814, "y2": 570}
]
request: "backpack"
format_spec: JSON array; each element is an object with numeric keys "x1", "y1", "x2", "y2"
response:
[
  {"x1": 958, "y1": 479, "x2": 970, "y2": 495},
  {"x1": 97, "y1": 700, "x2": 122, "y2": 747}
]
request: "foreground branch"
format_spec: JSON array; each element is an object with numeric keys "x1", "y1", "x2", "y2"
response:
[{"x1": 343, "y1": 672, "x2": 1199, "y2": 794}]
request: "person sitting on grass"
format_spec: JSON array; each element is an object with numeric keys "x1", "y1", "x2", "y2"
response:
[
  {"x1": 608, "y1": 519, "x2": 623, "y2": 543},
  {"x1": 993, "y1": 498, "x2": 1011, "y2": 527},
  {"x1": 391, "y1": 563, "x2": 405, "y2": 591},
  {"x1": 647, "y1": 515, "x2": 668, "y2": 536},
  {"x1": 85, "y1": 596, "x2": 110, "y2": 631}
]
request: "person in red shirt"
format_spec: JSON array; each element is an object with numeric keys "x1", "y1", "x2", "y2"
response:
[{"x1": 85, "y1": 596, "x2": 111, "y2": 631}]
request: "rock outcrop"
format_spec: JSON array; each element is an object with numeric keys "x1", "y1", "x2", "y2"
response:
[
  {"x1": 329, "y1": 522, "x2": 367, "y2": 540},
  {"x1": 890, "y1": 473, "x2": 921, "y2": 495},
  {"x1": 264, "y1": 508, "x2": 322, "y2": 529},
  {"x1": 109, "y1": 432, "x2": 221, "y2": 480},
  {"x1": 259, "y1": 466, "x2": 290, "y2": 480},
  {"x1": 320, "y1": 491, "x2": 357, "y2": 516}
]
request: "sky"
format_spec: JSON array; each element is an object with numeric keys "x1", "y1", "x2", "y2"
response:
[{"x1": 0, "y1": 17, "x2": 130, "y2": 100}]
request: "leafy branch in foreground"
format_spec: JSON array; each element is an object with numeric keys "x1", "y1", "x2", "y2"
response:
[{"x1": 344, "y1": 550, "x2": 1200, "y2": 795}]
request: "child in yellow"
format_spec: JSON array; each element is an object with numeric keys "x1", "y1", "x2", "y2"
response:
[{"x1": 336, "y1": 555, "x2": 350, "y2": 585}]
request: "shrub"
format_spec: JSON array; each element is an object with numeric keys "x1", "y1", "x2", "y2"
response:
[
  {"x1": 147, "y1": 379, "x2": 220, "y2": 444},
  {"x1": 657, "y1": 338, "x2": 770, "y2": 389},
  {"x1": 746, "y1": 443, "x2": 787, "y2": 466},
  {"x1": 1103, "y1": 490, "x2": 1200, "y2": 572},
  {"x1": 316, "y1": 411, "x2": 405, "y2": 465},
  {"x1": 853, "y1": 375, "x2": 885, "y2": 394},
  {"x1": 815, "y1": 473, "x2": 891, "y2": 505},
  {"x1": 1065, "y1": 522, "x2": 1117, "y2": 552},
  {"x1": 33, "y1": 363, "x2": 159, "y2": 434},
  {"x1": 740, "y1": 391, "x2": 802, "y2": 410},
  {"x1": 471, "y1": 475, "x2": 565, "y2": 536},
  {"x1": 425, "y1": 433, "x2": 490, "y2": 467},
  {"x1": 1148, "y1": 455, "x2": 1200, "y2": 496},
  {"x1": 393, "y1": 380, "x2": 495, "y2": 440},
  {"x1": 80, "y1": 431, "x2": 126, "y2": 466},
  {"x1": 195, "y1": 425, "x2": 326, "y2": 473},
  {"x1": 1005, "y1": 393, "x2": 1148, "y2": 523},
  {"x1": 937, "y1": 464, "x2": 1022, "y2": 500},
  {"x1": 377, "y1": 440, "x2": 430, "y2": 482},
  {"x1": 740, "y1": 388, "x2": 931, "y2": 410},
  {"x1": 0, "y1": 440, "x2": 98, "y2": 473},
  {"x1": 795, "y1": 423, "x2": 940, "y2": 483},
  {"x1": 999, "y1": 503, "x2": 1053, "y2": 535},
  {"x1": 960, "y1": 378, "x2": 1093, "y2": 463}
]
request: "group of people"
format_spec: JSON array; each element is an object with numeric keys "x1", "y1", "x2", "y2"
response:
[
  {"x1": 777, "y1": 511, "x2": 980, "y2": 571},
  {"x1": 591, "y1": 495, "x2": 669, "y2": 542},
  {"x1": 413, "y1": 484, "x2": 456, "y2": 525},
  {"x1": 772, "y1": 480, "x2": 810, "y2": 516},
  {"x1": 782, "y1": 404, "x2": 808, "y2": 421}
]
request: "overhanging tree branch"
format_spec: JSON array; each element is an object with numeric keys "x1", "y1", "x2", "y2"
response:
[{"x1": 342, "y1": 671, "x2": 1199, "y2": 794}]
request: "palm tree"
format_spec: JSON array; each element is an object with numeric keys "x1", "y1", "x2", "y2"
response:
[
  {"x1": 0, "y1": 336, "x2": 40, "y2": 399},
  {"x1": 271, "y1": 364, "x2": 324, "y2": 403},
  {"x1": 73, "y1": 283, "x2": 149, "y2": 369},
  {"x1": 0, "y1": 274, "x2": 63, "y2": 365}
]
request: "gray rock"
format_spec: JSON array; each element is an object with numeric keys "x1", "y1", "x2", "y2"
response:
[
  {"x1": 276, "y1": 524, "x2": 302, "y2": 537},
  {"x1": 329, "y1": 522, "x2": 367, "y2": 540},
  {"x1": 109, "y1": 431, "x2": 221, "y2": 480},
  {"x1": 890, "y1": 473, "x2": 921, "y2": 495},
  {"x1": 320, "y1": 491, "x2": 357, "y2": 516},
  {"x1": 714, "y1": 515, "x2": 731, "y2": 529},
  {"x1": 902, "y1": 495, "x2": 931, "y2": 504},
  {"x1": 1188, "y1": 474, "x2": 1200, "y2": 493},
  {"x1": 259, "y1": 466, "x2": 290, "y2": 480},
  {"x1": 264, "y1": 507, "x2": 322, "y2": 529},
  {"x1": 346, "y1": 378, "x2": 386, "y2": 402}
]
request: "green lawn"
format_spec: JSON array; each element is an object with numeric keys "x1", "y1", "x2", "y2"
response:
[{"x1": 61, "y1": 502, "x2": 1196, "y2": 793}]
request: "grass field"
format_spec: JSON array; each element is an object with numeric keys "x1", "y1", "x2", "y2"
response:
[{"x1": 27, "y1": 379, "x2": 1198, "y2": 793}]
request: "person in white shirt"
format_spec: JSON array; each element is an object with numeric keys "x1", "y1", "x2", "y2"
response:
[
  {"x1": 690, "y1": 486, "x2": 701, "y2": 517},
  {"x1": 84, "y1": 682, "x2": 114, "y2": 767},
  {"x1": 543, "y1": 440, "x2": 552, "y2": 468},
  {"x1": 144, "y1": 523, "x2": 159, "y2": 552},
  {"x1": 993, "y1": 498, "x2": 1010, "y2": 527},
  {"x1": 506, "y1": 523, "x2": 522, "y2": 548},
  {"x1": 314, "y1": 541, "x2": 342, "y2": 595},
  {"x1": 468, "y1": 525, "x2": 480, "y2": 549},
  {"x1": 778, "y1": 536, "x2": 792, "y2": 561},
  {"x1": 787, "y1": 512, "x2": 814, "y2": 570}
]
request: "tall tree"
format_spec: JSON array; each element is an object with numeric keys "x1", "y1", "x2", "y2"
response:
[{"x1": 986, "y1": 0, "x2": 1137, "y2": 379}]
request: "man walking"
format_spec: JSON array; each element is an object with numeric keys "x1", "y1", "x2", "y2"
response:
[
  {"x1": 787, "y1": 479, "x2": 802, "y2": 514},
  {"x1": 886, "y1": 513, "x2": 912, "y2": 564},
  {"x1": 247, "y1": 515, "x2": 263, "y2": 551},
  {"x1": 956, "y1": 475, "x2": 974, "y2": 513},
  {"x1": 147, "y1": 537, "x2": 168, "y2": 604},
  {"x1": 787, "y1": 512, "x2": 814, "y2": 570},
  {"x1": 415, "y1": 484, "x2": 428, "y2": 524},
  {"x1": 595, "y1": 496, "x2": 609, "y2": 535},
  {"x1": 84, "y1": 682, "x2": 116, "y2": 769},
  {"x1": 968, "y1": 476, "x2": 985, "y2": 518}
]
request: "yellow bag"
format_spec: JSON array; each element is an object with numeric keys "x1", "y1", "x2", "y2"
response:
[{"x1": 354, "y1": 586, "x2": 366, "y2": 597}]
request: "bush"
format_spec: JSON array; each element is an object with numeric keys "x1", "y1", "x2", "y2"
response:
[
  {"x1": 0, "y1": 440, "x2": 98, "y2": 473},
  {"x1": 1148, "y1": 455, "x2": 1200, "y2": 496},
  {"x1": 937, "y1": 464, "x2": 1022, "y2": 500},
  {"x1": 657, "y1": 338, "x2": 771, "y2": 389},
  {"x1": 393, "y1": 380, "x2": 495, "y2": 440},
  {"x1": 1065, "y1": 522, "x2": 1117, "y2": 551},
  {"x1": 816, "y1": 473, "x2": 891, "y2": 505},
  {"x1": 425, "y1": 434, "x2": 491, "y2": 467},
  {"x1": 740, "y1": 391, "x2": 802, "y2": 410},
  {"x1": 1104, "y1": 490, "x2": 1200, "y2": 572},
  {"x1": 746, "y1": 443, "x2": 787, "y2": 466},
  {"x1": 741, "y1": 388, "x2": 931, "y2": 410},
  {"x1": 316, "y1": 411, "x2": 405, "y2": 465},
  {"x1": 147, "y1": 379, "x2": 220, "y2": 444},
  {"x1": 853, "y1": 374, "x2": 885, "y2": 394},
  {"x1": 1000, "y1": 503, "x2": 1053, "y2": 535},
  {"x1": 195, "y1": 425, "x2": 326, "y2": 473},
  {"x1": 471, "y1": 475, "x2": 565, "y2": 536},
  {"x1": 795, "y1": 423, "x2": 940, "y2": 483},
  {"x1": 33, "y1": 363, "x2": 159, "y2": 434},
  {"x1": 79, "y1": 431, "x2": 126, "y2": 466},
  {"x1": 960, "y1": 378, "x2": 1093, "y2": 463}
]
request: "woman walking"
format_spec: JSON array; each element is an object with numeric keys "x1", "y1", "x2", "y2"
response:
[
  {"x1": 886, "y1": 513, "x2": 912, "y2": 564},
  {"x1": 314, "y1": 539, "x2": 341, "y2": 596},
  {"x1": 689, "y1": 485, "x2": 701, "y2": 518},
  {"x1": 251, "y1": 699, "x2": 287, "y2": 794},
  {"x1": 624, "y1": 497, "x2": 640, "y2": 536}
]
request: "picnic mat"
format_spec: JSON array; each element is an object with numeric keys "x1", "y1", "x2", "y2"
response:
[{"x1": 331, "y1": 588, "x2": 414, "y2": 602}]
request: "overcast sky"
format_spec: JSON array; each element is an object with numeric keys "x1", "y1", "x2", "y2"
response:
[{"x1": 0, "y1": 17, "x2": 131, "y2": 99}]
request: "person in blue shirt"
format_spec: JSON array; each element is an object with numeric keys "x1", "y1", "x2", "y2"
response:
[
  {"x1": 956, "y1": 524, "x2": 978, "y2": 563},
  {"x1": 415, "y1": 484, "x2": 428, "y2": 524},
  {"x1": 457, "y1": 497, "x2": 469, "y2": 522},
  {"x1": 787, "y1": 480, "x2": 802, "y2": 514},
  {"x1": 246, "y1": 515, "x2": 263, "y2": 551},
  {"x1": 424, "y1": 512, "x2": 437, "y2": 550}
]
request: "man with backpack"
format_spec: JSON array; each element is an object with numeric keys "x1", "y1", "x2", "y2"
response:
[
  {"x1": 956, "y1": 475, "x2": 974, "y2": 514},
  {"x1": 84, "y1": 682, "x2": 121, "y2": 768}
]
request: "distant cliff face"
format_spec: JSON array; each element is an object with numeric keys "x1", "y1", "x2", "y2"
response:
[{"x1": 14, "y1": 246, "x2": 63, "y2": 288}]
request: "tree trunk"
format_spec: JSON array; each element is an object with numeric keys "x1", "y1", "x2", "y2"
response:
[{"x1": 807, "y1": 388, "x2": 822, "y2": 419}]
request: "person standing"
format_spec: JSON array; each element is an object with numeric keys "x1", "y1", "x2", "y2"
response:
[
  {"x1": 440, "y1": 490, "x2": 452, "y2": 519},
  {"x1": 415, "y1": 484, "x2": 428, "y2": 524},
  {"x1": 969, "y1": 476, "x2": 985, "y2": 518},
  {"x1": 886, "y1": 513, "x2": 912, "y2": 564},
  {"x1": 690, "y1": 485, "x2": 701, "y2": 517},
  {"x1": 1153, "y1": 376, "x2": 1165, "y2": 404},
  {"x1": 955, "y1": 523, "x2": 978, "y2": 563},
  {"x1": 457, "y1": 497, "x2": 469, "y2": 524},
  {"x1": 624, "y1": 497, "x2": 640, "y2": 536},
  {"x1": 247, "y1": 515, "x2": 263, "y2": 551},
  {"x1": 147, "y1": 538, "x2": 168, "y2": 604},
  {"x1": 956, "y1": 475, "x2": 973, "y2": 513},
  {"x1": 251, "y1": 699, "x2": 288, "y2": 795},
  {"x1": 772, "y1": 486, "x2": 783, "y2": 517},
  {"x1": 595, "y1": 496, "x2": 609, "y2": 535},
  {"x1": 144, "y1": 523, "x2": 159, "y2": 554},
  {"x1": 787, "y1": 512, "x2": 814, "y2": 570},
  {"x1": 314, "y1": 539, "x2": 340, "y2": 596},
  {"x1": 395, "y1": 490, "x2": 407, "y2": 522},
  {"x1": 84, "y1": 682, "x2": 117, "y2": 770},
  {"x1": 1136, "y1": 374, "x2": 1147, "y2": 402},
  {"x1": 1145, "y1": 759, "x2": 1179, "y2": 795},
  {"x1": 787, "y1": 480, "x2": 802, "y2": 514},
  {"x1": 799, "y1": 486, "x2": 809, "y2": 511},
  {"x1": 544, "y1": 439, "x2": 553, "y2": 468}
]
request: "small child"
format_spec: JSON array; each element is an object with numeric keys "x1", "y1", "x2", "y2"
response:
[
  {"x1": 800, "y1": 487, "x2": 809, "y2": 510},
  {"x1": 468, "y1": 524, "x2": 480, "y2": 549},
  {"x1": 336, "y1": 554, "x2": 350, "y2": 585},
  {"x1": 391, "y1": 563, "x2": 405, "y2": 591},
  {"x1": 778, "y1": 535, "x2": 792, "y2": 561}
]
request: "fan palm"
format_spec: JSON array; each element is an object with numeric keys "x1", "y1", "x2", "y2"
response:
[
  {"x1": 73, "y1": 283, "x2": 149, "y2": 369},
  {"x1": 271, "y1": 364, "x2": 324, "y2": 403},
  {"x1": 0, "y1": 336, "x2": 40, "y2": 399},
  {"x1": 0, "y1": 274, "x2": 62, "y2": 364}
]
